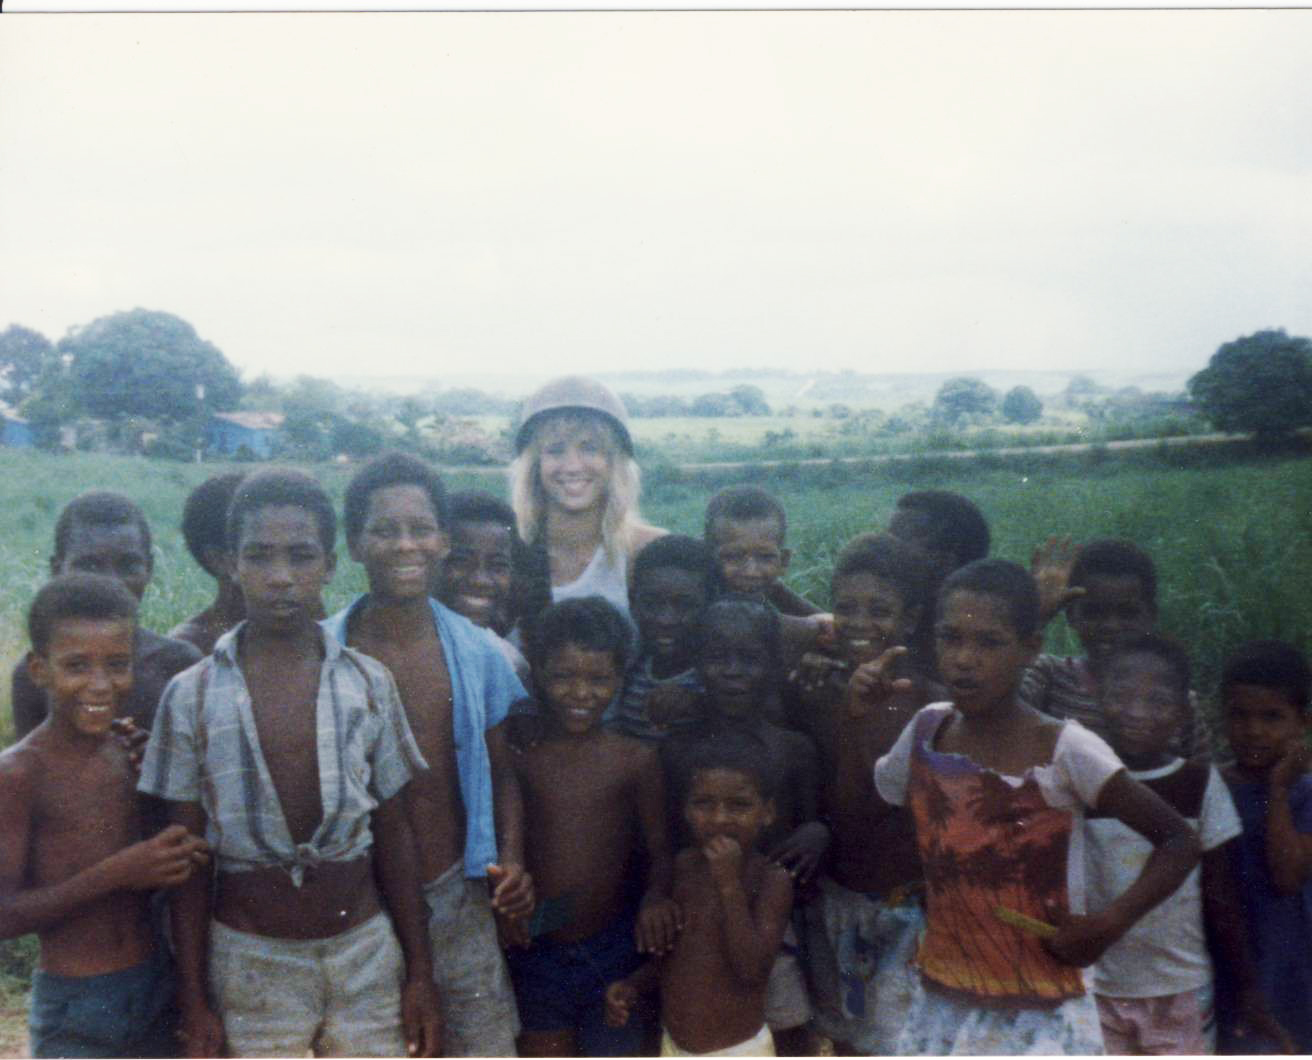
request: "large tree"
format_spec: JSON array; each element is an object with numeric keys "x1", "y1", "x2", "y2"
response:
[
  {"x1": 1188, "y1": 328, "x2": 1312, "y2": 440},
  {"x1": 57, "y1": 309, "x2": 242, "y2": 421},
  {"x1": 0, "y1": 324, "x2": 55, "y2": 403},
  {"x1": 932, "y1": 377, "x2": 998, "y2": 425},
  {"x1": 1001, "y1": 385, "x2": 1043, "y2": 425}
]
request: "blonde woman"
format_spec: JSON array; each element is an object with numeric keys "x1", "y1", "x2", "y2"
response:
[{"x1": 509, "y1": 377, "x2": 667, "y2": 636}]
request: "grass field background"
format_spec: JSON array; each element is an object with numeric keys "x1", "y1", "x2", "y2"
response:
[
  {"x1": 1, "y1": 443, "x2": 1309, "y2": 1026},
  {"x1": 3, "y1": 444, "x2": 1309, "y2": 743}
]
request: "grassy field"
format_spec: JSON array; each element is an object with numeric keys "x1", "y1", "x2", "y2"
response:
[
  {"x1": 4, "y1": 442, "x2": 1307, "y2": 737},
  {"x1": 0, "y1": 442, "x2": 1309, "y2": 1022}
]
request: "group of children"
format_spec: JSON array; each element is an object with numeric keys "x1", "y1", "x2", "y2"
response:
[{"x1": 2, "y1": 463, "x2": 1310, "y2": 1058}]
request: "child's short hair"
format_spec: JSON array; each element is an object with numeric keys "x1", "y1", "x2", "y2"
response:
[
  {"x1": 52, "y1": 491, "x2": 153, "y2": 566},
  {"x1": 832, "y1": 532, "x2": 930, "y2": 612},
  {"x1": 632, "y1": 534, "x2": 714, "y2": 596},
  {"x1": 939, "y1": 558, "x2": 1041, "y2": 639},
  {"x1": 448, "y1": 490, "x2": 515, "y2": 532},
  {"x1": 703, "y1": 486, "x2": 787, "y2": 544},
  {"x1": 343, "y1": 451, "x2": 448, "y2": 545},
  {"x1": 681, "y1": 728, "x2": 781, "y2": 804},
  {"x1": 527, "y1": 596, "x2": 630, "y2": 677},
  {"x1": 227, "y1": 468, "x2": 336, "y2": 553},
  {"x1": 1221, "y1": 640, "x2": 1311, "y2": 714},
  {"x1": 1069, "y1": 538, "x2": 1158, "y2": 607},
  {"x1": 893, "y1": 490, "x2": 990, "y2": 567},
  {"x1": 1105, "y1": 632, "x2": 1192, "y2": 700},
  {"x1": 697, "y1": 597, "x2": 782, "y2": 669},
  {"x1": 181, "y1": 472, "x2": 245, "y2": 576},
  {"x1": 28, "y1": 573, "x2": 139, "y2": 655}
]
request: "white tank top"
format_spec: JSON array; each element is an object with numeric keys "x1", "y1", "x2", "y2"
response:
[{"x1": 552, "y1": 544, "x2": 632, "y2": 628}]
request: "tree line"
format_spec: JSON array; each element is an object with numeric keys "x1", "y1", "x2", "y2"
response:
[{"x1": 2, "y1": 309, "x2": 1310, "y2": 461}]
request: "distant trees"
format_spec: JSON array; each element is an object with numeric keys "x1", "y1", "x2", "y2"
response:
[
  {"x1": 0, "y1": 324, "x2": 55, "y2": 404},
  {"x1": 1001, "y1": 385, "x2": 1043, "y2": 425},
  {"x1": 932, "y1": 377, "x2": 998, "y2": 426},
  {"x1": 1188, "y1": 328, "x2": 1312, "y2": 440}
]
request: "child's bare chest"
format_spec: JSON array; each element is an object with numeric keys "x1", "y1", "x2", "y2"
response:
[
  {"x1": 364, "y1": 636, "x2": 454, "y2": 761},
  {"x1": 937, "y1": 718, "x2": 1060, "y2": 777},
  {"x1": 522, "y1": 743, "x2": 631, "y2": 814},
  {"x1": 244, "y1": 657, "x2": 324, "y2": 842},
  {"x1": 33, "y1": 748, "x2": 138, "y2": 881}
]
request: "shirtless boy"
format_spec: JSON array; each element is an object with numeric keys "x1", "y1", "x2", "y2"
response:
[
  {"x1": 509, "y1": 596, "x2": 678, "y2": 1056},
  {"x1": 139, "y1": 468, "x2": 440, "y2": 1058},
  {"x1": 606, "y1": 733, "x2": 794, "y2": 1056},
  {"x1": 12, "y1": 491, "x2": 201, "y2": 738},
  {"x1": 794, "y1": 532, "x2": 939, "y2": 1054},
  {"x1": 325, "y1": 453, "x2": 531, "y2": 1057},
  {"x1": 168, "y1": 472, "x2": 246, "y2": 655},
  {"x1": 0, "y1": 574, "x2": 209, "y2": 1058}
]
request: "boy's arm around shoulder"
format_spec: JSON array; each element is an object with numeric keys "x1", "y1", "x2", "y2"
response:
[
  {"x1": 1044, "y1": 766, "x2": 1200, "y2": 968},
  {"x1": 1264, "y1": 740, "x2": 1312, "y2": 895},
  {"x1": 0, "y1": 747, "x2": 208, "y2": 942},
  {"x1": 709, "y1": 845, "x2": 793, "y2": 988}
]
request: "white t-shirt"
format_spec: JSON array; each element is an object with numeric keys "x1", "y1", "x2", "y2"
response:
[{"x1": 1085, "y1": 758, "x2": 1241, "y2": 997}]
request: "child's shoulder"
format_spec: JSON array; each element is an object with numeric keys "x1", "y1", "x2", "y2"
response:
[
  {"x1": 598, "y1": 728, "x2": 661, "y2": 769},
  {"x1": 137, "y1": 628, "x2": 203, "y2": 668},
  {"x1": 0, "y1": 738, "x2": 40, "y2": 793}
]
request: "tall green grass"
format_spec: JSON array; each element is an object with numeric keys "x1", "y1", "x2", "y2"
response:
[{"x1": 3, "y1": 446, "x2": 1309, "y2": 741}]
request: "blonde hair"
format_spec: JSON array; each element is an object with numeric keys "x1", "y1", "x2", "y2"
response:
[{"x1": 509, "y1": 411, "x2": 652, "y2": 567}]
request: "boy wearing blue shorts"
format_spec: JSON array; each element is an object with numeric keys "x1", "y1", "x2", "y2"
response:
[{"x1": 1, "y1": 574, "x2": 210, "y2": 1058}]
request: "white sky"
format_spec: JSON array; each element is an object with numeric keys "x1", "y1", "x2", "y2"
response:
[{"x1": 2, "y1": 10, "x2": 1310, "y2": 386}]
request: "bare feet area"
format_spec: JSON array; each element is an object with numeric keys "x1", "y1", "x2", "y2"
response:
[{"x1": 0, "y1": 1001, "x2": 26, "y2": 1059}]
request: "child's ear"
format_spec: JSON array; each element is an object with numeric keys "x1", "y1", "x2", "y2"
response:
[
  {"x1": 26, "y1": 650, "x2": 50, "y2": 691},
  {"x1": 762, "y1": 797, "x2": 777, "y2": 829},
  {"x1": 324, "y1": 550, "x2": 337, "y2": 582},
  {"x1": 1021, "y1": 631, "x2": 1043, "y2": 664},
  {"x1": 778, "y1": 547, "x2": 792, "y2": 573}
]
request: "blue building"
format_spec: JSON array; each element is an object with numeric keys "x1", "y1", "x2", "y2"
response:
[
  {"x1": 0, "y1": 412, "x2": 33, "y2": 448},
  {"x1": 207, "y1": 411, "x2": 283, "y2": 459}
]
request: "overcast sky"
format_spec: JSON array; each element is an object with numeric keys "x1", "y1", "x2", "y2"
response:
[{"x1": 2, "y1": 11, "x2": 1310, "y2": 387}]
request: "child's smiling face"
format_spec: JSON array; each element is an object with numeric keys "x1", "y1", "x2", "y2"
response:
[
  {"x1": 438, "y1": 519, "x2": 514, "y2": 633},
  {"x1": 541, "y1": 642, "x2": 622, "y2": 736},
  {"x1": 1226, "y1": 683, "x2": 1308, "y2": 779},
  {"x1": 351, "y1": 484, "x2": 447, "y2": 603},
  {"x1": 684, "y1": 767, "x2": 774, "y2": 850},
  {"x1": 935, "y1": 589, "x2": 1038, "y2": 719},
  {"x1": 29, "y1": 617, "x2": 135, "y2": 739},
  {"x1": 1101, "y1": 651, "x2": 1184, "y2": 769},
  {"x1": 1067, "y1": 573, "x2": 1156, "y2": 670},
  {"x1": 831, "y1": 571, "x2": 915, "y2": 667}
]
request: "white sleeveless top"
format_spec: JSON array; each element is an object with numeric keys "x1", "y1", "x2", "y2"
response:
[{"x1": 552, "y1": 544, "x2": 632, "y2": 628}]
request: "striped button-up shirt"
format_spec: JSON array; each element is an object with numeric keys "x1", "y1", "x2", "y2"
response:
[{"x1": 138, "y1": 623, "x2": 427, "y2": 886}]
